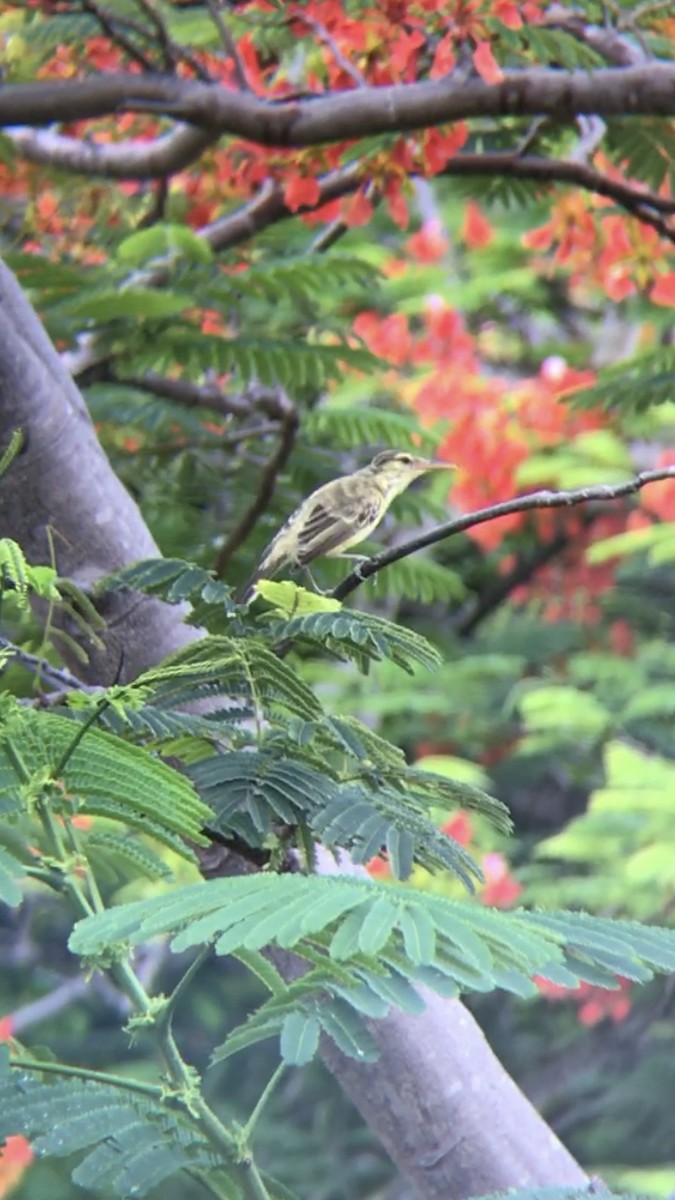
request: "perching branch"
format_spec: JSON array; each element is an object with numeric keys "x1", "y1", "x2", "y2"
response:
[{"x1": 332, "y1": 468, "x2": 675, "y2": 601}]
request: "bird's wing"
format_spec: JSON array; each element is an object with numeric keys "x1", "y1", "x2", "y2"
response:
[{"x1": 296, "y1": 490, "x2": 381, "y2": 563}]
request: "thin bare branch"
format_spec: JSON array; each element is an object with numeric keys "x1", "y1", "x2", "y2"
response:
[
  {"x1": 440, "y1": 152, "x2": 675, "y2": 245},
  {"x1": 331, "y1": 468, "x2": 675, "y2": 601},
  {"x1": 81, "y1": 0, "x2": 156, "y2": 72},
  {"x1": 298, "y1": 14, "x2": 368, "y2": 88},
  {"x1": 0, "y1": 635, "x2": 90, "y2": 693},
  {"x1": 215, "y1": 395, "x2": 299, "y2": 577},
  {"x1": 133, "y1": 0, "x2": 214, "y2": 82},
  {"x1": 119, "y1": 372, "x2": 252, "y2": 417},
  {"x1": 205, "y1": 0, "x2": 251, "y2": 91}
]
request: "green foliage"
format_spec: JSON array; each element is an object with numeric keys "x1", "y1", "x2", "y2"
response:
[
  {"x1": 567, "y1": 350, "x2": 675, "y2": 413},
  {"x1": 516, "y1": 25, "x2": 606, "y2": 70},
  {"x1": 69, "y1": 873, "x2": 675, "y2": 1064},
  {"x1": 0, "y1": 538, "x2": 60, "y2": 611},
  {"x1": 0, "y1": 429, "x2": 24, "y2": 480},
  {"x1": 0, "y1": 705, "x2": 212, "y2": 859},
  {"x1": 0, "y1": 1053, "x2": 216, "y2": 1199},
  {"x1": 6, "y1": 249, "x2": 381, "y2": 394},
  {"x1": 604, "y1": 118, "x2": 675, "y2": 193},
  {"x1": 119, "y1": 326, "x2": 375, "y2": 391},
  {"x1": 98, "y1": 556, "x2": 236, "y2": 610},
  {"x1": 530, "y1": 740, "x2": 675, "y2": 919},
  {"x1": 264, "y1": 606, "x2": 443, "y2": 674},
  {"x1": 137, "y1": 635, "x2": 323, "y2": 719},
  {"x1": 189, "y1": 740, "x2": 501, "y2": 883},
  {"x1": 302, "y1": 404, "x2": 437, "y2": 451},
  {"x1": 202, "y1": 255, "x2": 381, "y2": 307}
]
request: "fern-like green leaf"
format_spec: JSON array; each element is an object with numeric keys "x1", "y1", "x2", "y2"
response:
[
  {"x1": 123, "y1": 327, "x2": 378, "y2": 391},
  {"x1": 266, "y1": 609, "x2": 442, "y2": 675},
  {"x1": 0, "y1": 539, "x2": 29, "y2": 600},
  {"x1": 99, "y1": 557, "x2": 235, "y2": 611},
  {"x1": 0, "y1": 430, "x2": 24, "y2": 481},
  {"x1": 70, "y1": 875, "x2": 675, "y2": 1064},
  {"x1": 519, "y1": 25, "x2": 605, "y2": 70},
  {"x1": 190, "y1": 750, "x2": 334, "y2": 835},
  {"x1": 0, "y1": 710, "x2": 211, "y2": 857},
  {"x1": 204, "y1": 255, "x2": 381, "y2": 307},
  {"x1": 303, "y1": 405, "x2": 436, "y2": 452},
  {"x1": 604, "y1": 117, "x2": 675, "y2": 192},
  {"x1": 567, "y1": 350, "x2": 675, "y2": 414},
  {"x1": 84, "y1": 831, "x2": 173, "y2": 886},
  {"x1": 0, "y1": 845, "x2": 25, "y2": 906},
  {"x1": 138, "y1": 636, "x2": 322, "y2": 719},
  {"x1": 0, "y1": 1058, "x2": 215, "y2": 1199}
]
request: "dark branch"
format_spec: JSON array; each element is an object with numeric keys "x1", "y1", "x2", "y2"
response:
[
  {"x1": 451, "y1": 527, "x2": 572, "y2": 637},
  {"x1": 214, "y1": 395, "x2": 299, "y2": 578},
  {"x1": 2, "y1": 63, "x2": 675, "y2": 141},
  {"x1": 0, "y1": 635, "x2": 90, "y2": 692},
  {"x1": 205, "y1": 0, "x2": 251, "y2": 91},
  {"x1": 331, "y1": 468, "x2": 675, "y2": 601}
]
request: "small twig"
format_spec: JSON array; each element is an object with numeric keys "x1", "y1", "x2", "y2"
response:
[
  {"x1": 309, "y1": 216, "x2": 351, "y2": 253},
  {"x1": 331, "y1": 468, "x2": 675, "y2": 601},
  {"x1": 205, "y1": 0, "x2": 250, "y2": 91},
  {"x1": 215, "y1": 395, "x2": 299, "y2": 577},
  {"x1": 450, "y1": 526, "x2": 575, "y2": 637},
  {"x1": 309, "y1": 179, "x2": 379, "y2": 253},
  {"x1": 568, "y1": 115, "x2": 607, "y2": 164},
  {"x1": 0, "y1": 635, "x2": 91, "y2": 693},
  {"x1": 616, "y1": 0, "x2": 675, "y2": 29},
  {"x1": 119, "y1": 372, "x2": 252, "y2": 418},
  {"x1": 81, "y1": 0, "x2": 155, "y2": 71},
  {"x1": 515, "y1": 116, "x2": 550, "y2": 157},
  {"x1": 133, "y1": 0, "x2": 214, "y2": 81},
  {"x1": 136, "y1": 177, "x2": 169, "y2": 228},
  {"x1": 297, "y1": 14, "x2": 367, "y2": 88},
  {"x1": 129, "y1": 422, "x2": 283, "y2": 457}
]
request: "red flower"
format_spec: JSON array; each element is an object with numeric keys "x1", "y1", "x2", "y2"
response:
[
  {"x1": 406, "y1": 220, "x2": 450, "y2": 263},
  {"x1": 480, "y1": 852, "x2": 523, "y2": 908},
  {"x1": 366, "y1": 854, "x2": 390, "y2": 878},
  {"x1": 440, "y1": 811, "x2": 473, "y2": 846},
  {"x1": 461, "y1": 201, "x2": 493, "y2": 249},
  {"x1": 284, "y1": 173, "x2": 321, "y2": 212},
  {"x1": 472, "y1": 41, "x2": 503, "y2": 83}
]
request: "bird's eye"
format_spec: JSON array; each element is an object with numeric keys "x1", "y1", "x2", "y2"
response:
[{"x1": 398, "y1": 453, "x2": 413, "y2": 464}]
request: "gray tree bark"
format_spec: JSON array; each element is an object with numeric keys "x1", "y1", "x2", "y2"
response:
[{"x1": 0, "y1": 258, "x2": 587, "y2": 1199}]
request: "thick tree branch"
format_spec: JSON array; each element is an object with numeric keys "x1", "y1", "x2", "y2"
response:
[
  {"x1": 2, "y1": 64, "x2": 675, "y2": 143},
  {"x1": 332, "y1": 470, "x2": 675, "y2": 601},
  {"x1": 11, "y1": 123, "x2": 216, "y2": 178}
]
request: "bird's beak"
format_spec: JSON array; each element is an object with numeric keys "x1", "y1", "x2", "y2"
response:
[{"x1": 419, "y1": 458, "x2": 456, "y2": 471}]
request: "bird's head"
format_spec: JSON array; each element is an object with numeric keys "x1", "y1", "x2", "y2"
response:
[{"x1": 367, "y1": 449, "x2": 455, "y2": 499}]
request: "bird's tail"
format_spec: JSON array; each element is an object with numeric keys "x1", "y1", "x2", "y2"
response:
[{"x1": 235, "y1": 570, "x2": 263, "y2": 605}]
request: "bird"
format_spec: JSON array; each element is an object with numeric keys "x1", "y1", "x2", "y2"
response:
[{"x1": 238, "y1": 448, "x2": 455, "y2": 600}]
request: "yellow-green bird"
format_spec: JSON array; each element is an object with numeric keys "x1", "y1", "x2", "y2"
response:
[{"x1": 239, "y1": 448, "x2": 455, "y2": 599}]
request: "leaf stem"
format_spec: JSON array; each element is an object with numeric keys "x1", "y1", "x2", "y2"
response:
[
  {"x1": 241, "y1": 1062, "x2": 286, "y2": 1141},
  {"x1": 10, "y1": 1055, "x2": 164, "y2": 1097}
]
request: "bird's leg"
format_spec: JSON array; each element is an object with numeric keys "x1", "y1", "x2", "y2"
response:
[
  {"x1": 335, "y1": 553, "x2": 373, "y2": 584},
  {"x1": 302, "y1": 565, "x2": 327, "y2": 594}
]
